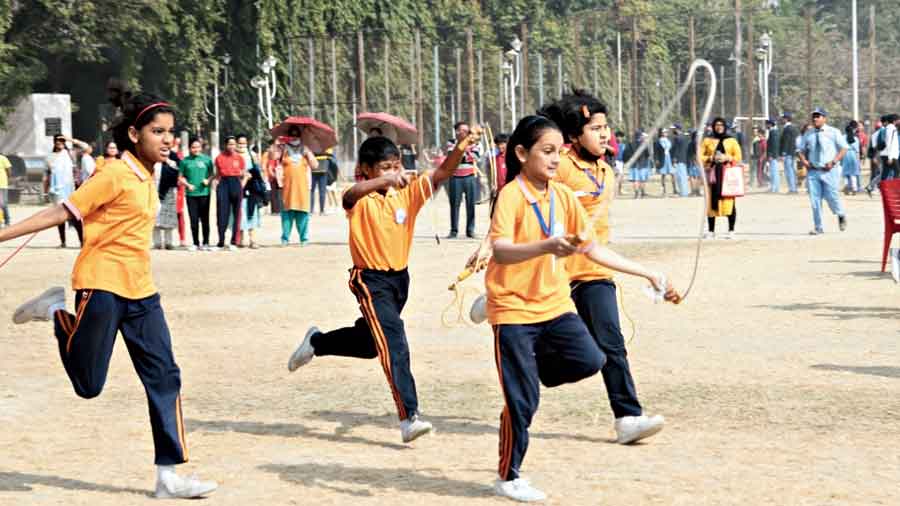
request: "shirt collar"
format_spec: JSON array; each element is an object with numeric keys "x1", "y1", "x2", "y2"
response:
[
  {"x1": 567, "y1": 150, "x2": 608, "y2": 174},
  {"x1": 516, "y1": 175, "x2": 552, "y2": 204},
  {"x1": 122, "y1": 151, "x2": 149, "y2": 181}
]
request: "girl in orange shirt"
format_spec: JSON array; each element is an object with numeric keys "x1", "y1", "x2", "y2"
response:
[
  {"x1": 539, "y1": 91, "x2": 666, "y2": 445},
  {"x1": 1, "y1": 93, "x2": 217, "y2": 499},
  {"x1": 485, "y1": 115, "x2": 678, "y2": 502}
]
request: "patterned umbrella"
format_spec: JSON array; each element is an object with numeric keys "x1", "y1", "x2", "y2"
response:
[
  {"x1": 356, "y1": 112, "x2": 418, "y2": 145},
  {"x1": 270, "y1": 116, "x2": 337, "y2": 153}
]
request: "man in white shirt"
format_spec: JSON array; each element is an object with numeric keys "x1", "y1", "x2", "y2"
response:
[{"x1": 881, "y1": 114, "x2": 899, "y2": 180}]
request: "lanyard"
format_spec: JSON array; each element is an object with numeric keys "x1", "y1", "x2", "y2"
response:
[
  {"x1": 569, "y1": 154, "x2": 606, "y2": 197},
  {"x1": 582, "y1": 166, "x2": 606, "y2": 197},
  {"x1": 516, "y1": 176, "x2": 555, "y2": 237}
]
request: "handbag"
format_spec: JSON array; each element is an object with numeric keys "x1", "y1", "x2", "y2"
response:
[{"x1": 720, "y1": 163, "x2": 745, "y2": 197}]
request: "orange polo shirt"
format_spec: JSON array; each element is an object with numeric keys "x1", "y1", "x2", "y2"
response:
[
  {"x1": 485, "y1": 176, "x2": 595, "y2": 325},
  {"x1": 282, "y1": 154, "x2": 310, "y2": 212},
  {"x1": 62, "y1": 151, "x2": 159, "y2": 299},
  {"x1": 347, "y1": 173, "x2": 433, "y2": 271},
  {"x1": 554, "y1": 150, "x2": 616, "y2": 282}
]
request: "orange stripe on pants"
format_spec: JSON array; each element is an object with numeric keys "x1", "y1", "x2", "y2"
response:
[
  {"x1": 494, "y1": 325, "x2": 514, "y2": 479},
  {"x1": 351, "y1": 268, "x2": 408, "y2": 421},
  {"x1": 65, "y1": 290, "x2": 93, "y2": 354}
]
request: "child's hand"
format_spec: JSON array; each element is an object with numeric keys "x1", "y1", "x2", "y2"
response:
[
  {"x1": 382, "y1": 171, "x2": 410, "y2": 189},
  {"x1": 465, "y1": 240, "x2": 493, "y2": 272},
  {"x1": 649, "y1": 274, "x2": 682, "y2": 303},
  {"x1": 543, "y1": 236, "x2": 578, "y2": 257},
  {"x1": 187, "y1": 183, "x2": 196, "y2": 191}
]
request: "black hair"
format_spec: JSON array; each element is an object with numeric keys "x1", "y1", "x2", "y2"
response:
[
  {"x1": 111, "y1": 92, "x2": 175, "y2": 156},
  {"x1": 358, "y1": 136, "x2": 400, "y2": 170},
  {"x1": 537, "y1": 89, "x2": 608, "y2": 144},
  {"x1": 236, "y1": 133, "x2": 249, "y2": 142},
  {"x1": 494, "y1": 133, "x2": 510, "y2": 144},
  {"x1": 845, "y1": 121, "x2": 858, "y2": 144},
  {"x1": 188, "y1": 137, "x2": 201, "y2": 146},
  {"x1": 453, "y1": 121, "x2": 468, "y2": 131},
  {"x1": 224, "y1": 135, "x2": 236, "y2": 144},
  {"x1": 489, "y1": 116, "x2": 561, "y2": 218},
  {"x1": 503, "y1": 115, "x2": 561, "y2": 186}
]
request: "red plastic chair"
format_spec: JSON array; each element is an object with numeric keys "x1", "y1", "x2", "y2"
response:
[{"x1": 879, "y1": 179, "x2": 900, "y2": 272}]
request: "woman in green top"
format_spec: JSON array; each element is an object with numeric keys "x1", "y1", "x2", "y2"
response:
[{"x1": 177, "y1": 138, "x2": 214, "y2": 251}]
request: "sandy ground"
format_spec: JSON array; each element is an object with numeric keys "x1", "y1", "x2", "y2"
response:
[{"x1": 0, "y1": 184, "x2": 898, "y2": 505}]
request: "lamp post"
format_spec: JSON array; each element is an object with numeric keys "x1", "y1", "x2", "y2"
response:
[
  {"x1": 756, "y1": 32, "x2": 773, "y2": 120},
  {"x1": 504, "y1": 36, "x2": 522, "y2": 128},
  {"x1": 205, "y1": 53, "x2": 230, "y2": 158},
  {"x1": 250, "y1": 55, "x2": 278, "y2": 148}
]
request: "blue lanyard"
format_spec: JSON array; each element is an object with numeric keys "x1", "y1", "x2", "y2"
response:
[
  {"x1": 582, "y1": 167, "x2": 606, "y2": 197},
  {"x1": 517, "y1": 176, "x2": 555, "y2": 237},
  {"x1": 569, "y1": 153, "x2": 606, "y2": 197}
]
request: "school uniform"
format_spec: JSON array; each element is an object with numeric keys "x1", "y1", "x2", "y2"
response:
[
  {"x1": 309, "y1": 173, "x2": 434, "y2": 421},
  {"x1": 280, "y1": 151, "x2": 311, "y2": 244},
  {"x1": 555, "y1": 152, "x2": 643, "y2": 419},
  {"x1": 486, "y1": 176, "x2": 606, "y2": 481},
  {"x1": 59, "y1": 151, "x2": 188, "y2": 465},
  {"x1": 214, "y1": 152, "x2": 245, "y2": 247}
]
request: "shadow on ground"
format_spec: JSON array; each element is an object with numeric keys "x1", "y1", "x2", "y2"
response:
[
  {"x1": 810, "y1": 364, "x2": 900, "y2": 379},
  {"x1": 186, "y1": 418, "x2": 409, "y2": 451},
  {"x1": 753, "y1": 302, "x2": 898, "y2": 320},
  {"x1": 259, "y1": 462, "x2": 493, "y2": 498},
  {"x1": 309, "y1": 410, "x2": 610, "y2": 443},
  {"x1": 0, "y1": 471, "x2": 148, "y2": 496}
]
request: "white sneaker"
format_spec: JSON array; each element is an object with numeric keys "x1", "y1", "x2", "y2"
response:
[
  {"x1": 186, "y1": 245, "x2": 198, "y2": 252},
  {"x1": 614, "y1": 414, "x2": 665, "y2": 444},
  {"x1": 13, "y1": 287, "x2": 65, "y2": 324},
  {"x1": 494, "y1": 478, "x2": 546, "y2": 502},
  {"x1": 725, "y1": 231, "x2": 736, "y2": 240},
  {"x1": 226, "y1": 244, "x2": 238, "y2": 251},
  {"x1": 702, "y1": 231, "x2": 715, "y2": 240},
  {"x1": 206, "y1": 246, "x2": 220, "y2": 252},
  {"x1": 288, "y1": 326, "x2": 318, "y2": 372},
  {"x1": 154, "y1": 473, "x2": 218, "y2": 499},
  {"x1": 400, "y1": 414, "x2": 433, "y2": 443}
]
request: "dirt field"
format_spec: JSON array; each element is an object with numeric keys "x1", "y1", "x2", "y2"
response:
[{"x1": 1, "y1": 187, "x2": 898, "y2": 505}]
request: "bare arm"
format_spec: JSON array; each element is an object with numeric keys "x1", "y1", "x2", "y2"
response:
[
  {"x1": 342, "y1": 173, "x2": 408, "y2": 210},
  {"x1": 0, "y1": 205, "x2": 70, "y2": 243},
  {"x1": 66, "y1": 137, "x2": 92, "y2": 156},
  {"x1": 490, "y1": 236, "x2": 578, "y2": 265},
  {"x1": 432, "y1": 128, "x2": 482, "y2": 188},
  {"x1": 829, "y1": 147, "x2": 848, "y2": 168},
  {"x1": 304, "y1": 149, "x2": 319, "y2": 171}
]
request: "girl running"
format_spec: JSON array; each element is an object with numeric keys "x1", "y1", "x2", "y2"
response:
[
  {"x1": 486, "y1": 115, "x2": 678, "y2": 502},
  {"x1": 539, "y1": 91, "x2": 666, "y2": 447},
  {"x1": 4, "y1": 93, "x2": 217, "y2": 499}
]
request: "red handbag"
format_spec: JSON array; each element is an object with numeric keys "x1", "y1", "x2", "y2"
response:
[{"x1": 721, "y1": 163, "x2": 745, "y2": 197}]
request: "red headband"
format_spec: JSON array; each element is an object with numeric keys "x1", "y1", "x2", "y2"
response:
[{"x1": 133, "y1": 102, "x2": 171, "y2": 126}]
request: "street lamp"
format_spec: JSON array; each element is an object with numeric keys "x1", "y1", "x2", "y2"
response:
[
  {"x1": 504, "y1": 36, "x2": 522, "y2": 128},
  {"x1": 259, "y1": 55, "x2": 278, "y2": 129},
  {"x1": 205, "y1": 53, "x2": 231, "y2": 158},
  {"x1": 757, "y1": 32, "x2": 773, "y2": 120}
]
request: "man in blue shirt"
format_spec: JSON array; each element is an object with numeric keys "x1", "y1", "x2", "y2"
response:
[{"x1": 797, "y1": 108, "x2": 849, "y2": 235}]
